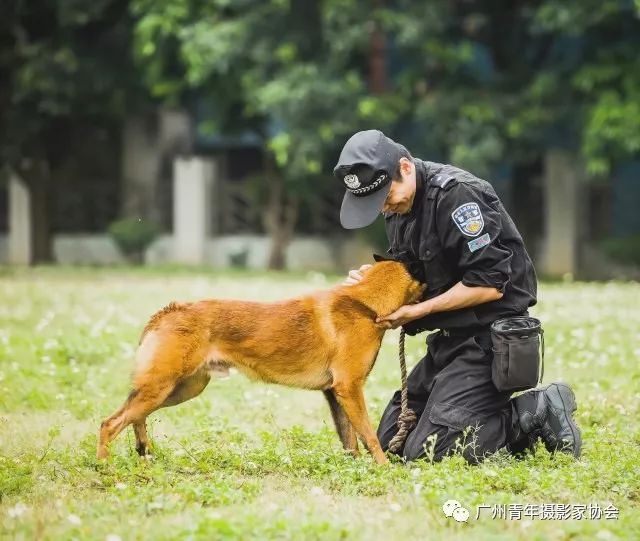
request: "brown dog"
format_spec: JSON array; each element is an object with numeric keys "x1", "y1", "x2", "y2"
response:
[{"x1": 97, "y1": 261, "x2": 424, "y2": 464}]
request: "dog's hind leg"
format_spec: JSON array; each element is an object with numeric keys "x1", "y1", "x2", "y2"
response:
[
  {"x1": 129, "y1": 369, "x2": 211, "y2": 457},
  {"x1": 98, "y1": 327, "x2": 211, "y2": 459},
  {"x1": 133, "y1": 421, "x2": 150, "y2": 457},
  {"x1": 97, "y1": 381, "x2": 175, "y2": 460},
  {"x1": 323, "y1": 389, "x2": 359, "y2": 457},
  {"x1": 333, "y1": 381, "x2": 388, "y2": 465},
  {"x1": 97, "y1": 396, "x2": 131, "y2": 459}
]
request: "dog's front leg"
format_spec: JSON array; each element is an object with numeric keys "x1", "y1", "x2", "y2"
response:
[
  {"x1": 323, "y1": 389, "x2": 359, "y2": 457},
  {"x1": 333, "y1": 382, "x2": 387, "y2": 465}
]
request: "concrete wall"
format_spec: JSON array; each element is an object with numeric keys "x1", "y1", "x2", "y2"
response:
[
  {"x1": 0, "y1": 233, "x2": 375, "y2": 272},
  {"x1": 53, "y1": 235, "x2": 127, "y2": 265},
  {"x1": 1, "y1": 232, "x2": 637, "y2": 279}
]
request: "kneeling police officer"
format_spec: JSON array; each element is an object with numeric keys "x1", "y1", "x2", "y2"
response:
[{"x1": 335, "y1": 129, "x2": 582, "y2": 463}]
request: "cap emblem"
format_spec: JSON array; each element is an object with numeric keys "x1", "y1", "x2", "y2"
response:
[
  {"x1": 349, "y1": 172, "x2": 389, "y2": 196},
  {"x1": 344, "y1": 174, "x2": 361, "y2": 189}
]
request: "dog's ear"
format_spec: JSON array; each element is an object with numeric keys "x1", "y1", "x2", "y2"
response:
[
  {"x1": 404, "y1": 261, "x2": 426, "y2": 285},
  {"x1": 372, "y1": 253, "x2": 394, "y2": 263},
  {"x1": 373, "y1": 253, "x2": 426, "y2": 285}
]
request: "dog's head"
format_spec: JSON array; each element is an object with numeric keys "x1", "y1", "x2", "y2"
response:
[{"x1": 367, "y1": 255, "x2": 427, "y2": 305}]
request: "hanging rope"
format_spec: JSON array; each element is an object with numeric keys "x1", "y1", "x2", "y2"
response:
[{"x1": 387, "y1": 328, "x2": 417, "y2": 454}]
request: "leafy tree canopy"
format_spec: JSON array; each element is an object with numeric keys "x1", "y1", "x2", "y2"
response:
[
  {"x1": 131, "y1": 0, "x2": 409, "y2": 195},
  {"x1": 0, "y1": 0, "x2": 142, "y2": 170},
  {"x1": 383, "y1": 0, "x2": 640, "y2": 176}
]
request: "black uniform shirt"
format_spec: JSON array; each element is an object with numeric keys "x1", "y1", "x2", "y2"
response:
[{"x1": 385, "y1": 159, "x2": 537, "y2": 333}]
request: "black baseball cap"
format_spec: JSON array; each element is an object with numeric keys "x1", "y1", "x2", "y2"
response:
[{"x1": 333, "y1": 130, "x2": 404, "y2": 229}]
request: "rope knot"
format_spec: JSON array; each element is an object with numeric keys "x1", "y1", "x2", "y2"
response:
[{"x1": 397, "y1": 409, "x2": 417, "y2": 427}]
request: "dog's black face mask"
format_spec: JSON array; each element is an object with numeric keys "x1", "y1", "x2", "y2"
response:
[{"x1": 372, "y1": 253, "x2": 426, "y2": 285}]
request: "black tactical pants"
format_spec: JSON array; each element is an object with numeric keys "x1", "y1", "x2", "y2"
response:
[{"x1": 377, "y1": 329, "x2": 522, "y2": 464}]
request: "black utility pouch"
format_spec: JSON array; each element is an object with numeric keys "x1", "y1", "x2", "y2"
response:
[{"x1": 490, "y1": 316, "x2": 544, "y2": 393}]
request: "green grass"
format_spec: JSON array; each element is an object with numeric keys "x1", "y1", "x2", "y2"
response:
[{"x1": 0, "y1": 266, "x2": 638, "y2": 540}]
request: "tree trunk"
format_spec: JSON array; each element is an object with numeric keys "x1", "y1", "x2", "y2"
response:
[
  {"x1": 369, "y1": 0, "x2": 386, "y2": 93},
  {"x1": 262, "y1": 157, "x2": 298, "y2": 270}
]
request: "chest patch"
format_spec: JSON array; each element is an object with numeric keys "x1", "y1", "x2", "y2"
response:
[
  {"x1": 467, "y1": 232, "x2": 491, "y2": 252},
  {"x1": 451, "y1": 202, "x2": 484, "y2": 237}
]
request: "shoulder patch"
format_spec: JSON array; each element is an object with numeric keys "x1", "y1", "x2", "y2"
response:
[
  {"x1": 451, "y1": 202, "x2": 484, "y2": 237},
  {"x1": 467, "y1": 233, "x2": 491, "y2": 252}
]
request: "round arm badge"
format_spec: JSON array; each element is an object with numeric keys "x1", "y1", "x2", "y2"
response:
[{"x1": 451, "y1": 202, "x2": 484, "y2": 237}]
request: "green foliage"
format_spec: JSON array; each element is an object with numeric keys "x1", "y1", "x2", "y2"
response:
[
  {"x1": 583, "y1": 93, "x2": 640, "y2": 175},
  {"x1": 1, "y1": 0, "x2": 639, "y2": 206},
  {"x1": 0, "y1": 456, "x2": 33, "y2": 500},
  {"x1": 381, "y1": 0, "x2": 640, "y2": 175},
  {"x1": 600, "y1": 235, "x2": 640, "y2": 265},
  {"x1": 356, "y1": 216, "x2": 389, "y2": 254},
  {"x1": 2, "y1": 0, "x2": 639, "y2": 244},
  {"x1": 108, "y1": 218, "x2": 159, "y2": 260},
  {"x1": 130, "y1": 0, "x2": 395, "y2": 194},
  {"x1": 0, "y1": 0, "x2": 143, "y2": 167}
]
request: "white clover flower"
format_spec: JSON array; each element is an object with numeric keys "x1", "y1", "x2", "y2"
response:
[{"x1": 7, "y1": 503, "x2": 28, "y2": 518}]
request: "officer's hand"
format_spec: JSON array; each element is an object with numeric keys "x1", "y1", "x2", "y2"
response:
[
  {"x1": 343, "y1": 264, "x2": 373, "y2": 286},
  {"x1": 376, "y1": 304, "x2": 422, "y2": 329}
]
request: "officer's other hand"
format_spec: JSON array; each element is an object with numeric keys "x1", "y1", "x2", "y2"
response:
[
  {"x1": 343, "y1": 264, "x2": 373, "y2": 286},
  {"x1": 376, "y1": 304, "x2": 421, "y2": 329}
]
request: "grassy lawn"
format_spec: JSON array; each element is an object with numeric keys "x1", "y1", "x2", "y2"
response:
[{"x1": 0, "y1": 266, "x2": 638, "y2": 540}]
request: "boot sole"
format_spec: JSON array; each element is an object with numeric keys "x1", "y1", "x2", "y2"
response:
[{"x1": 545, "y1": 382, "x2": 582, "y2": 458}]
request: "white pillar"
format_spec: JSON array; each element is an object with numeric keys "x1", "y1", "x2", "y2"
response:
[
  {"x1": 121, "y1": 108, "x2": 192, "y2": 225},
  {"x1": 8, "y1": 173, "x2": 32, "y2": 265},
  {"x1": 172, "y1": 157, "x2": 216, "y2": 264},
  {"x1": 541, "y1": 150, "x2": 582, "y2": 277}
]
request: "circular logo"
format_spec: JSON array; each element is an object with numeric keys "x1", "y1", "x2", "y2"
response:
[
  {"x1": 344, "y1": 174, "x2": 361, "y2": 189},
  {"x1": 452, "y1": 506, "x2": 470, "y2": 522},
  {"x1": 442, "y1": 500, "x2": 461, "y2": 517},
  {"x1": 466, "y1": 221, "x2": 482, "y2": 234}
]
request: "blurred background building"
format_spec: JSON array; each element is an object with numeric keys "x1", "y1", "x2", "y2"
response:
[{"x1": 1, "y1": 0, "x2": 639, "y2": 278}]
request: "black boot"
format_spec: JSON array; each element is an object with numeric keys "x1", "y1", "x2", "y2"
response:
[{"x1": 513, "y1": 382, "x2": 582, "y2": 458}]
